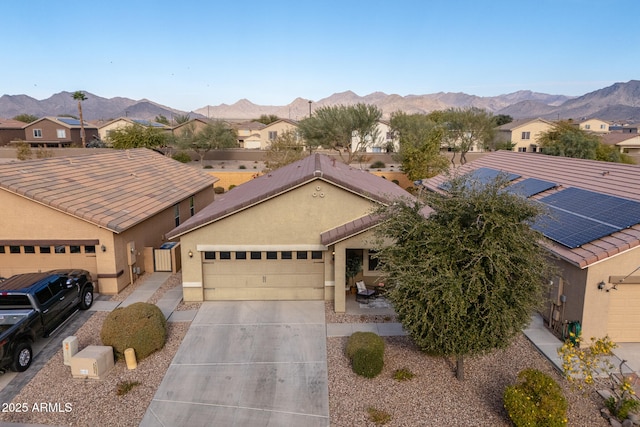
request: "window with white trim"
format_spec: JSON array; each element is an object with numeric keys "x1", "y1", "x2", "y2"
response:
[
  {"x1": 33, "y1": 129, "x2": 42, "y2": 138},
  {"x1": 56, "y1": 129, "x2": 66, "y2": 138},
  {"x1": 521, "y1": 131, "x2": 530, "y2": 140}
]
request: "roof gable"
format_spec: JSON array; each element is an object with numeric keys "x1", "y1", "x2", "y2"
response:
[
  {"x1": 168, "y1": 154, "x2": 412, "y2": 238},
  {"x1": 0, "y1": 148, "x2": 218, "y2": 233}
]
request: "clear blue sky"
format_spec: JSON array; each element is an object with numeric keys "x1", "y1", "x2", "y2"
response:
[{"x1": 2, "y1": 0, "x2": 638, "y2": 111}]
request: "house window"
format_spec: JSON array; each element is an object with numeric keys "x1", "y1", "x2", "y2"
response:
[
  {"x1": 0, "y1": 246, "x2": 4, "y2": 253},
  {"x1": 268, "y1": 131, "x2": 277, "y2": 141},
  {"x1": 190, "y1": 196, "x2": 195, "y2": 216},
  {"x1": 311, "y1": 251, "x2": 323, "y2": 260},
  {"x1": 33, "y1": 129, "x2": 42, "y2": 138},
  {"x1": 518, "y1": 147, "x2": 527, "y2": 152},
  {"x1": 174, "y1": 204, "x2": 180, "y2": 227},
  {"x1": 250, "y1": 251, "x2": 262, "y2": 260},
  {"x1": 85, "y1": 245, "x2": 96, "y2": 254},
  {"x1": 70, "y1": 245, "x2": 81, "y2": 253},
  {"x1": 204, "y1": 251, "x2": 216, "y2": 260},
  {"x1": 56, "y1": 129, "x2": 66, "y2": 138},
  {"x1": 368, "y1": 250, "x2": 379, "y2": 271},
  {"x1": 55, "y1": 245, "x2": 66, "y2": 253},
  {"x1": 266, "y1": 251, "x2": 277, "y2": 260},
  {"x1": 521, "y1": 131, "x2": 530, "y2": 140},
  {"x1": 281, "y1": 251, "x2": 292, "y2": 260},
  {"x1": 600, "y1": 124, "x2": 606, "y2": 130},
  {"x1": 296, "y1": 251, "x2": 308, "y2": 260},
  {"x1": 9, "y1": 246, "x2": 20, "y2": 254},
  {"x1": 235, "y1": 251, "x2": 246, "y2": 260},
  {"x1": 531, "y1": 145, "x2": 538, "y2": 153},
  {"x1": 24, "y1": 246, "x2": 35, "y2": 254},
  {"x1": 585, "y1": 124, "x2": 591, "y2": 129},
  {"x1": 219, "y1": 251, "x2": 231, "y2": 260},
  {"x1": 40, "y1": 246, "x2": 51, "y2": 253}
]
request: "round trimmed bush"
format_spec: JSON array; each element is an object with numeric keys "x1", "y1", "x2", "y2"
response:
[
  {"x1": 346, "y1": 331, "x2": 385, "y2": 378},
  {"x1": 504, "y1": 368, "x2": 567, "y2": 427},
  {"x1": 100, "y1": 302, "x2": 167, "y2": 361},
  {"x1": 172, "y1": 152, "x2": 191, "y2": 163}
]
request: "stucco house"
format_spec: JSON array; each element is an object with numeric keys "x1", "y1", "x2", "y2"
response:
[
  {"x1": 233, "y1": 121, "x2": 266, "y2": 149},
  {"x1": 0, "y1": 118, "x2": 26, "y2": 146},
  {"x1": 420, "y1": 151, "x2": 640, "y2": 343},
  {"x1": 23, "y1": 117, "x2": 99, "y2": 147},
  {"x1": 579, "y1": 118, "x2": 610, "y2": 133},
  {"x1": 351, "y1": 120, "x2": 398, "y2": 153},
  {"x1": 0, "y1": 148, "x2": 217, "y2": 294},
  {"x1": 601, "y1": 132, "x2": 640, "y2": 155},
  {"x1": 167, "y1": 153, "x2": 412, "y2": 312},
  {"x1": 171, "y1": 118, "x2": 210, "y2": 139},
  {"x1": 259, "y1": 119, "x2": 300, "y2": 150},
  {"x1": 496, "y1": 118, "x2": 555, "y2": 153},
  {"x1": 98, "y1": 117, "x2": 171, "y2": 141}
]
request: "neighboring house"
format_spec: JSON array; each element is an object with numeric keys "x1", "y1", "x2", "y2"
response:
[
  {"x1": 167, "y1": 153, "x2": 412, "y2": 313},
  {"x1": 233, "y1": 121, "x2": 266, "y2": 149},
  {"x1": 420, "y1": 151, "x2": 640, "y2": 342},
  {"x1": 600, "y1": 133, "x2": 640, "y2": 154},
  {"x1": 23, "y1": 117, "x2": 99, "y2": 147},
  {"x1": 259, "y1": 119, "x2": 299, "y2": 150},
  {"x1": 98, "y1": 117, "x2": 171, "y2": 141},
  {"x1": 351, "y1": 120, "x2": 398, "y2": 153},
  {"x1": 609, "y1": 123, "x2": 639, "y2": 134},
  {"x1": 0, "y1": 148, "x2": 217, "y2": 294},
  {"x1": 171, "y1": 118, "x2": 210, "y2": 139},
  {"x1": 496, "y1": 118, "x2": 555, "y2": 153},
  {"x1": 579, "y1": 118, "x2": 610, "y2": 133},
  {"x1": 0, "y1": 119, "x2": 26, "y2": 146}
]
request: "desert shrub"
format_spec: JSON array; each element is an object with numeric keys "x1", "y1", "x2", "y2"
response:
[
  {"x1": 606, "y1": 395, "x2": 640, "y2": 422},
  {"x1": 214, "y1": 186, "x2": 225, "y2": 194},
  {"x1": 239, "y1": 164, "x2": 247, "y2": 169},
  {"x1": 228, "y1": 184, "x2": 236, "y2": 191},
  {"x1": 370, "y1": 160, "x2": 386, "y2": 169},
  {"x1": 393, "y1": 368, "x2": 415, "y2": 381},
  {"x1": 203, "y1": 165, "x2": 212, "y2": 169},
  {"x1": 172, "y1": 152, "x2": 191, "y2": 163},
  {"x1": 504, "y1": 368, "x2": 567, "y2": 427},
  {"x1": 116, "y1": 380, "x2": 141, "y2": 396},
  {"x1": 392, "y1": 179, "x2": 400, "y2": 185},
  {"x1": 16, "y1": 141, "x2": 32, "y2": 160},
  {"x1": 100, "y1": 302, "x2": 167, "y2": 361},
  {"x1": 346, "y1": 331, "x2": 384, "y2": 378},
  {"x1": 367, "y1": 407, "x2": 391, "y2": 425}
]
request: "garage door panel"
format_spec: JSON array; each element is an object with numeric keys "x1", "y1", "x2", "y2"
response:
[
  {"x1": 607, "y1": 284, "x2": 640, "y2": 342},
  {"x1": 204, "y1": 287, "x2": 325, "y2": 301}
]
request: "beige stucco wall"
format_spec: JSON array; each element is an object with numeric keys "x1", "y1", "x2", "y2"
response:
[
  {"x1": 579, "y1": 119, "x2": 609, "y2": 133},
  {"x1": 259, "y1": 121, "x2": 299, "y2": 150},
  {"x1": 509, "y1": 120, "x2": 554, "y2": 152},
  {"x1": 177, "y1": 179, "x2": 380, "y2": 301}
]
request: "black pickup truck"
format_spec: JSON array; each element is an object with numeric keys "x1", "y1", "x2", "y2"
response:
[{"x1": 0, "y1": 269, "x2": 94, "y2": 372}]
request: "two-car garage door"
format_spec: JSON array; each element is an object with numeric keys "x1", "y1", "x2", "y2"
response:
[
  {"x1": 607, "y1": 284, "x2": 640, "y2": 342},
  {"x1": 202, "y1": 250, "x2": 325, "y2": 300}
]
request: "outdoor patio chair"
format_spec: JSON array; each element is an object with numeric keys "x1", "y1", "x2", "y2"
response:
[{"x1": 355, "y1": 281, "x2": 376, "y2": 303}]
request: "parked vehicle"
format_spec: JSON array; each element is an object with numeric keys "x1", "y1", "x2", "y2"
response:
[{"x1": 0, "y1": 270, "x2": 94, "y2": 372}]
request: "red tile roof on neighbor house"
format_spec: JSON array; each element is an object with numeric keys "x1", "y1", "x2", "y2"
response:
[
  {"x1": 168, "y1": 153, "x2": 413, "y2": 239},
  {"x1": 421, "y1": 151, "x2": 640, "y2": 268},
  {"x1": 0, "y1": 148, "x2": 218, "y2": 233}
]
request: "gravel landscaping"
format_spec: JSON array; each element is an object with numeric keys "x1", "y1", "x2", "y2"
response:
[{"x1": 0, "y1": 277, "x2": 611, "y2": 426}]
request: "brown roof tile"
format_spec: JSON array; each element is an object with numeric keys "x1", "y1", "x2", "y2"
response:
[
  {"x1": 168, "y1": 153, "x2": 412, "y2": 239},
  {"x1": 421, "y1": 151, "x2": 640, "y2": 268},
  {"x1": 0, "y1": 148, "x2": 218, "y2": 233}
]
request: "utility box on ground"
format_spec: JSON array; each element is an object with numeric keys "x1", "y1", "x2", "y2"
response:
[{"x1": 70, "y1": 345, "x2": 114, "y2": 379}]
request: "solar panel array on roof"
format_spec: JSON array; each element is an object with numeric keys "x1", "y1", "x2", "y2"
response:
[
  {"x1": 438, "y1": 167, "x2": 521, "y2": 190},
  {"x1": 539, "y1": 187, "x2": 640, "y2": 229},
  {"x1": 506, "y1": 178, "x2": 556, "y2": 198},
  {"x1": 132, "y1": 119, "x2": 165, "y2": 127},
  {"x1": 57, "y1": 118, "x2": 82, "y2": 126},
  {"x1": 532, "y1": 206, "x2": 621, "y2": 249}
]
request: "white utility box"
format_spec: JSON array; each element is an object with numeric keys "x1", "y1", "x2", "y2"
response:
[
  {"x1": 70, "y1": 345, "x2": 114, "y2": 379},
  {"x1": 62, "y1": 336, "x2": 79, "y2": 366}
]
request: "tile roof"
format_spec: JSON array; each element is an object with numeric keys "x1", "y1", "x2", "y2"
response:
[
  {"x1": 0, "y1": 119, "x2": 27, "y2": 129},
  {"x1": 0, "y1": 148, "x2": 218, "y2": 233},
  {"x1": 600, "y1": 133, "x2": 640, "y2": 146},
  {"x1": 168, "y1": 153, "x2": 412, "y2": 239},
  {"x1": 497, "y1": 118, "x2": 554, "y2": 131},
  {"x1": 420, "y1": 151, "x2": 640, "y2": 268}
]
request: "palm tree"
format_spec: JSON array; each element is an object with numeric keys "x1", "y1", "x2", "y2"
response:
[{"x1": 72, "y1": 91, "x2": 87, "y2": 147}]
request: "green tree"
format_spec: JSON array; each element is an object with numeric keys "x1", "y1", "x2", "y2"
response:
[
  {"x1": 108, "y1": 123, "x2": 168, "y2": 149},
  {"x1": 172, "y1": 114, "x2": 191, "y2": 125},
  {"x1": 596, "y1": 143, "x2": 636, "y2": 164},
  {"x1": 12, "y1": 114, "x2": 39, "y2": 123},
  {"x1": 440, "y1": 107, "x2": 496, "y2": 165},
  {"x1": 494, "y1": 114, "x2": 513, "y2": 126},
  {"x1": 390, "y1": 111, "x2": 449, "y2": 181},
  {"x1": 538, "y1": 121, "x2": 600, "y2": 159},
  {"x1": 264, "y1": 129, "x2": 307, "y2": 171},
  {"x1": 71, "y1": 91, "x2": 87, "y2": 148},
  {"x1": 297, "y1": 103, "x2": 382, "y2": 164},
  {"x1": 256, "y1": 114, "x2": 280, "y2": 125},
  {"x1": 176, "y1": 120, "x2": 237, "y2": 165},
  {"x1": 155, "y1": 115, "x2": 170, "y2": 125},
  {"x1": 374, "y1": 174, "x2": 550, "y2": 380}
]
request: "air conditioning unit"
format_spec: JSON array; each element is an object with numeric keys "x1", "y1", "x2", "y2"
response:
[{"x1": 70, "y1": 345, "x2": 114, "y2": 380}]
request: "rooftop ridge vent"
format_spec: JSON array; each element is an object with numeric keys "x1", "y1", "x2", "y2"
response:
[{"x1": 314, "y1": 170, "x2": 323, "y2": 177}]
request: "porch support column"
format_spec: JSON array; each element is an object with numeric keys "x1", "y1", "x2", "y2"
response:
[{"x1": 334, "y1": 244, "x2": 346, "y2": 313}]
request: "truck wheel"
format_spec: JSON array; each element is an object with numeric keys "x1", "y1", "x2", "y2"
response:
[
  {"x1": 79, "y1": 287, "x2": 93, "y2": 310},
  {"x1": 11, "y1": 342, "x2": 32, "y2": 372}
]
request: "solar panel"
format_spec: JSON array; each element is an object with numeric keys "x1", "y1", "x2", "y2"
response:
[
  {"x1": 57, "y1": 118, "x2": 81, "y2": 126},
  {"x1": 438, "y1": 167, "x2": 521, "y2": 190},
  {"x1": 506, "y1": 178, "x2": 556, "y2": 198},
  {"x1": 532, "y1": 206, "x2": 621, "y2": 249},
  {"x1": 539, "y1": 187, "x2": 640, "y2": 229}
]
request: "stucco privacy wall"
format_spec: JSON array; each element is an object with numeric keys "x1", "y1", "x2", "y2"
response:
[{"x1": 179, "y1": 180, "x2": 379, "y2": 301}]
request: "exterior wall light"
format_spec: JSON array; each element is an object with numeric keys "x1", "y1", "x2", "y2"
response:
[
  {"x1": 101, "y1": 245, "x2": 106, "y2": 252},
  {"x1": 188, "y1": 250, "x2": 193, "y2": 258}
]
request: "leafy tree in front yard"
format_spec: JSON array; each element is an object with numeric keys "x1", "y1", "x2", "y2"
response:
[
  {"x1": 108, "y1": 123, "x2": 168, "y2": 149},
  {"x1": 176, "y1": 120, "x2": 237, "y2": 165},
  {"x1": 374, "y1": 173, "x2": 551, "y2": 380},
  {"x1": 264, "y1": 129, "x2": 307, "y2": 171},
  {"x1": 12, "y1": 114, "x2": 39, "y2": 123},
  {"x1": 539, "y1": 121, "x2": 600, "y2": 159}
]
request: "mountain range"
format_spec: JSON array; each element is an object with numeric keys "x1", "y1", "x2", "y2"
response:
[{"x1": 1, "y1": 80, "x2": 639, "y2": 123}]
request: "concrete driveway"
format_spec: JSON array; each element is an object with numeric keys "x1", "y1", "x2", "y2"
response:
[{"x1": 140, "y1": 301, "x2": 329, "y2": 427}]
